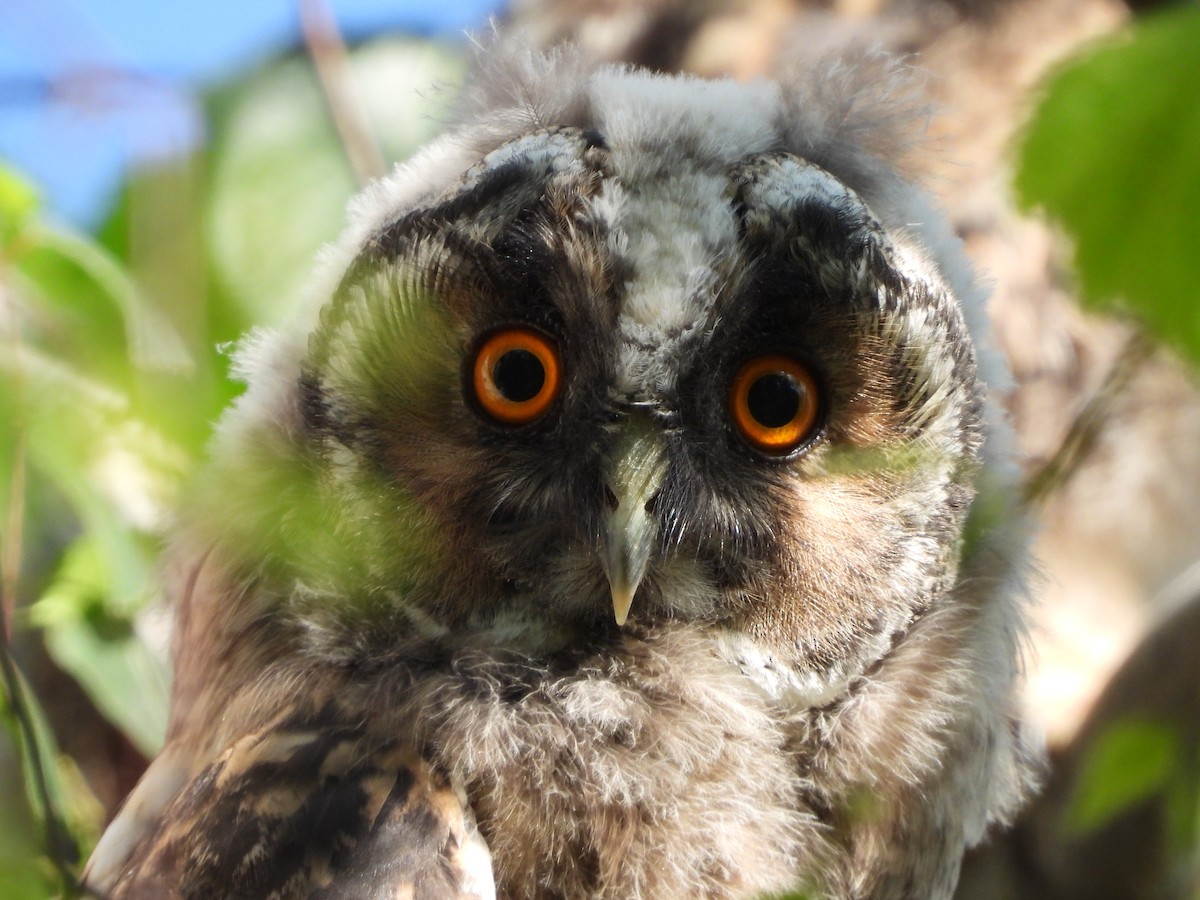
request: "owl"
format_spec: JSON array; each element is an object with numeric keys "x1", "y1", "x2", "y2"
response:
[{"x1": 83, "y1": 46, "x2": 1036, "y2": 900}]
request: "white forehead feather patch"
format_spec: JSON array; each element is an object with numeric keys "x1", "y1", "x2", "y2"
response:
[{"x1": 583, "y1": 74, "x2": 782, "y2": 390}]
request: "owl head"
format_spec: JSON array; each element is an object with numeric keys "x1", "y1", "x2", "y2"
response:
[{"x1": 186, "y1": 47, "x2": 1000, "y2": 708}]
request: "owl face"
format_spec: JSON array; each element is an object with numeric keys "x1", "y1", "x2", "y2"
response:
[{"x1": 217, "y1": 72, "x2": 983, "y2": 701}]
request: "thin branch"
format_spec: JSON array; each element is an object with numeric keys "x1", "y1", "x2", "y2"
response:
[
  {"x1": 299, "y1": 0, "x2": 386, "y2": 187},
  {"x1": 1022, "y1": 330, "x2": 1155, "y2": 507}
]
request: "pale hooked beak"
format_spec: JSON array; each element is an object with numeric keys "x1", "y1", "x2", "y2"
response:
[{"x1": 602, "y1": 414, "x2": 668, "y2": 626}]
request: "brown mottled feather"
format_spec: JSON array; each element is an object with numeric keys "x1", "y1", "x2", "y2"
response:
[{"x1": 107, "y1": 705, "x2": 491, "y2": 900}]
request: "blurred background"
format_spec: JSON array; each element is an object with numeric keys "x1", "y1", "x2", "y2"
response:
[
  {"x1": 1, "y1": 0, "x2": 1198, "y2": 897},
  {"x1": 0, "y1": 2, "x2": 498, "y2": 895}
]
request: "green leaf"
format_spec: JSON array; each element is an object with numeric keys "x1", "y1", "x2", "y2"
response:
[
  {"x1": 32, "y1": 225, "x2": 192, "y2": 374},
  {"x1": 1015, "y1": 7, "x2": 1200, "y2": 363},
  {"x1": 0, "y1": 340, "x2": 176, "y2": 753},
  {"x1": 0, "y1": 164, "x2": 40, "y2": 246},
  {"x1": 0, "y1": 650, "x2": 100, "y2": 889},
  {"x1": 0, "y1": 344, "x2": 185, "y2": 538},
  {"x1": 1064, "y1": 718, "x2": 1179, "y2": 833},
  {"x1": 31, "y1": 537, "x2": 169, "y2": 756},
  {"x1": 9, "y1": 222, "x2": 191, "y2": 386},
  {"x1": 0, "y1": 726, "x2": 64, "y2": 900},
  {"x1": 206, "y1": 55, "x2": 355, "y2": 326},
  {"x1": 206, "y1": 38, "x2": 463, "y2": 326}
]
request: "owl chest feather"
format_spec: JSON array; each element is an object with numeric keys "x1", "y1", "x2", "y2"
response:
[
  {"x1": 392, "y1": 625, "x2": 821, "y2": 899},
  {"x1": 375, "y1": 590, "x2": 1013, "y2": 900}
]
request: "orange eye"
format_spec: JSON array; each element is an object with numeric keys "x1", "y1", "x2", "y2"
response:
[
  {"x1": 471, "y1": 327, "x2": 562, "y2": 425},
  {"x1": 729, "y1": 354, "x2": 821, "y2": 455}
]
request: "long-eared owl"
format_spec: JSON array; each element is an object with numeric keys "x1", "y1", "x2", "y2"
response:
[{"x1": 84, "y1": 44, "x2": 1036, "y2": 900}]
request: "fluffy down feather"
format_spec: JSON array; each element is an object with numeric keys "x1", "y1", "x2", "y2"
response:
[{"x1": 85, "y1": 42, "x2": 1036, "y2": 900}]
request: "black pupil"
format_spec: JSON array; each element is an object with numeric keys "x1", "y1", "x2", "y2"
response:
[
  {"x1": 747, "y1": 372, "x2": 802, "y2": 428},
  {"x1": 493, "y1": 349, "x2": 546, "y2": 402}
]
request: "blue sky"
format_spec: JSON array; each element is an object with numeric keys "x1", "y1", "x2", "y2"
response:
[{"x1": 0, "y1": 0, "x2": 502, "y2": 227}]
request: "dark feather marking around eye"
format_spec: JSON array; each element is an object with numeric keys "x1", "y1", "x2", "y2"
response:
[
  {"x1": 298, "y1": 366, "x2": 381, "y2": 455},
  {"x1": 325, "y1": 149, "x2": 592, "y2": 323},
  {"x1": 371, "y1": 160, "x2": 537, "y2": 263},
  {"x1": 791, "y1": 197, "x2": 875, "y2": 250},
  {"x1": 300, "y1": 371, "x2": 331, "y2": 435}
]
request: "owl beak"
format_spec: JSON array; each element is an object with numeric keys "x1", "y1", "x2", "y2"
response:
[{"x1": 602, "y1": 415, "x2": 668, "y2": 627}]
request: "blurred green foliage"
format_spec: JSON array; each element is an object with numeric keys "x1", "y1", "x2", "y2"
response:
[
  {"x1": 1, "y1": 159, "x2": 163, "y2": 897},
  {"x1": 1016, "y1": 4, "x2": 1200, "y2": 365},
  {"x1": 1016, "y1": 6, "x2": 1200, "y2": 895},
  {"x1": 0, "y1": 34, "x2": 462, "y2": 896},
  {"x1": 1064, "y1": 718, "x2": 1181, "y2": 834}
]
